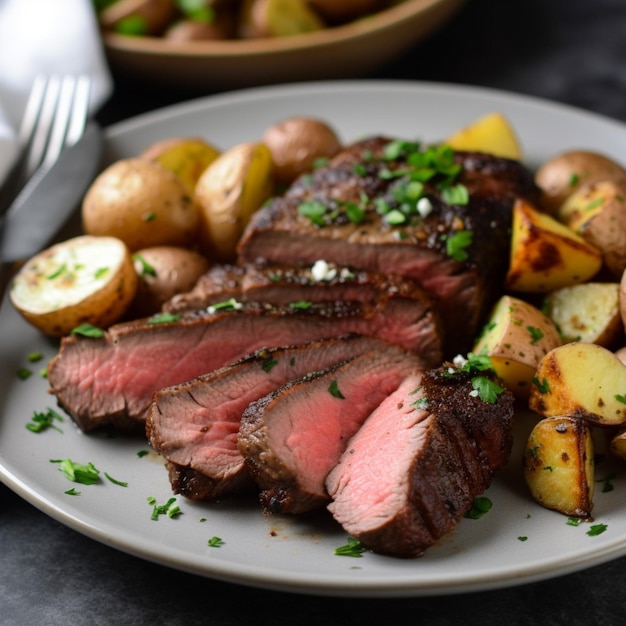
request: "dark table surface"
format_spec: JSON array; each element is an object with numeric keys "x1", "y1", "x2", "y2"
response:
[{"x1": 3, "y1": 0, "x2": 626, "y2": 623}]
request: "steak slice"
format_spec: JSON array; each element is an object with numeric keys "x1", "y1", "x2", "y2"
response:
[
  {"x1": 237, "y1": 137, "x2": 539, "y2": 355},
  {"x1": 326, "y1": 365, "x2": 515, "y2": 558},
  {"x1": 146, "y1": 335, "x2": 393, "y2": 501},
  {"x1": 48, "y1": 295, "x2": 441, "y2": 433},
  {"x1": 238, "y1": 345, "x2": 423, "y2": 515},
  {"x1": 163, "y1": 261, "x2": 426, "y2": 315}
]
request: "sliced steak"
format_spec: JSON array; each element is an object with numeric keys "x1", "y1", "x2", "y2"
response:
[
  {"x1": 48, "y1": 295, "x2": 441, "y2": 433},
  {"x1": 237, "y1": 137, "x2": 539, "y2": 355},
  {"x1": 163, "y1": 262, "x2": 426, "y2": 315},
  {"x1": 326, "y1": 365, "x2": 515, "y2": 558},
  {"x1": 147, "y1": 335, "x2": 394, "y2": 501},
  {"x1": 238, "y1": 345, "x2": 423, "y2": 515}
]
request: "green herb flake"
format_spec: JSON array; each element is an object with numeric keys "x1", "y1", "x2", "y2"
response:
[
  {"x1": 446, "y1": 229, "x2": 473, "y2": 262},
  {"x1": 149, "y1": 496, "x2": 181, "y2": 520},
  {"x1": 94, "y1": 267, "x2": 110, "y2": 279},
  {"x1": 261, "y1": 357, "x2": 279, "y2": 373},
  {"x1": 142, "y1": 211, "x2": 157, "y2": 222},
  {"x1": 46, "y1": 263, "x2": 67, "y2": 280},
  {"x1": 104, "y1": 472, "x2": 128, "y2": 487},
  {"x1": 133, "y1": 253, "x2": 157, "y2": 278},
  {"x1": 517, "y1": 536, "x2": 528, "y2": 542},
  {"x1": 115, "y1": 15, "x2": 148, "y2": 35},
  {"x1": 566, "y1": 517, "x2": 582, "y2": 527},
  {"x1": 384, "y1": 209, "x2": 407, "y2": 225},
  {"x1": 526, "y1": 325, "x2": 544, "y2": 345},
  {"x1": 289, "y1": 300, "x2": 313, "y2": 310},
  {"x1": 298, "y1": 200, "x2": 328, "y2": 225},
  {"x1": 334, "y1": 537, "x2": 366, "y2": 557},
  {"x1": 328, "y1": 380, "x2": 345, "y2": 399},
  {"x1": 411, "y1": 397, "x2": 429, "y2": 410},
  {"x1": 585, "y1": 197, "x2": 605, "y2": 212},
  {"x1": 596, "y1": 472, "x2": 616, "y2": 493},
  {"x1": 464, "y1": 496, "x2": 493, "y2": 519},
  {"x1": 207, "y1": 536, "x2": 224, "y2": 548},
  {"x1": 148, "y1": 312, "x2": 182, "y2": 325},
  {"x1": 65, "y1": 488, "x2": 81, "y2": 496},
  {"x1": 441, "y1": 183, "x2": 469, "y2": 206},
  {"x1": 71, "y1": 323, "x2": 105, "y2": 338},
  {"x1": 26, "y1": 407, "x2": 64, "y2": 433},
  {"x1": 17, "y1": 367, "x2": 32, "y2": 380},
  {"x1": 587, "y1": 523, "x2": 608, "y2": 537},
  {"x1": 137, "y1": 450, "x2": 150, "y2": 458},
  {"x1": 344, "y1": 202, "x2": 366, "y2": 224},
  {"x1": 568, "y1": 173, "x2": 580, "y2": 187},
  {"x1": 470, "y1": 376, "x2": 505, "y2": 404},
  {"x1": 51, "y1": 459, "x2": 100, "y2": 485},
  {"x1": 615, "y1": 394, "x2": 626, "y2": 405},
  {"x1": 532, "y1": 376, "x2": 550, "y2": 394},
  {"x1": 28, "y1": 352, "x2": 43, "y2": 362}
]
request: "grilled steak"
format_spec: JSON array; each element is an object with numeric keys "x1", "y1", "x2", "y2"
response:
[
  {"x1": 237, "y1": 137, "x2": 539, "y2": 355},
  {"x1": 48, "y1": 295, "x2": 441, "y2": 433},
  {"x1": 326, "y1": 365, "x2": 515, "y2": 558},
  {"x1": 163, "y1": 261, "x2": 427, "y2": 315},
  {"x1": 147, "y1": 335, "x2": 394, "y2": 501},
  {"x1": 238, "y1": 345, "x2": 423, "y2": 515}
]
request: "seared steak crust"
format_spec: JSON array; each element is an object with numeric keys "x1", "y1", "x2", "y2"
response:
[
  {"x1": 49, "y1": 295, "x2": 441, "y2": 433},
  {"x1": 147, "y1": 335, "x2": 393, "y2": 501},
  {"x1": 326, "y1": 366, "x2": 515, "y2": 558},
  {"x1": 238, "y1": 345, "x2": 423, "y2": 515},
  {"x1": 237, "y1": 137, "x2": 539, "y2": 355}
]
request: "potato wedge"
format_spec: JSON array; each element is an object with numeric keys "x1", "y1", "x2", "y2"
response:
[
  {"x1": 523, "y1": 416, "x2": 594, "y2": 518},
  {"x1": 239, "y1": 0, "x2": 325, "y2": 38},
  {"x1": 195, "y1": 142, "x2": 274, "y2": 262},
  {"x1": 505, "y1": 199, "x2": 602, "y2": 293},
  {"x1": 9, "y1": 235, "x2": 138, "y2": 337},
  {"x1": 82, "y1": 158, "x2": 201, "y2": 252},
  {"x1": 444, "y1": 112, "x2": 522, "y2": 160},
  {"x1": 139, "y1": 137, "x2": 220, "y2": 194},
  {"x1": 529, "y1": 342, "x2": 626, "y2": 427},
  {"x1": 557, "y1": 180, "x2": 626, "y2": 278},
  {"x1": 473, "y1": 295, "x2": 561, "y2": 398},
  {"x1": 543, "y1": 282, "x2": 622, "y2": 347},
  {"x1": 535, "y1": 150, "x2": 626, "y2": 216}
]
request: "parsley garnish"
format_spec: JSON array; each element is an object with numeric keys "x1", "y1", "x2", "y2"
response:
[
  {"x1": 464, "y1": 496, "x2": 493, "y2": 519},
  {"x1": 148, "y1": 311, "x2": 182, "y2": 324},
  {"x1": 137, "y1": 450, "x2": 149, "y2": 458},
  {"x1": 532, "y1": 376, "x2": 550, "y2": 394},
  {"x1": 148, "y1": 496, "x2": 182, "y2": 520},
  {"x1": 207, "y1": 536, "x2": 224, "y2": 548},
  {"x1": 471, "y1": 376, "x2": 505, "y2": 404},
  {"x1": 526, "y1": 325, "x2": 544, "y2": 345},
  {"x1": 328, "y1": 380, "x2": 345, "y2": 399},
  {"x1": 104, "y1": 472, "x2": 128, "y2": 487},
  {"x1": 133, "y1": 253, "x2": 157, "y2": 277},
  {"x1": 566, "y1": 517, "x2": 582, "y2": 527},
  {"x1": 441, "y1": 183, "x2": 469, "y2": 205},
  {"x1": 445, "y1": 230, "x2": 473, "y2": 261},
  {"x1": 261, "y1": 357, "x2": 279, "y2": 372},
  {"x1": 71, "y1": 323, "x2": 105, "y2": 338},
  {"x1": 17, "y1": 368, "x2": 32, "y2": 380},
  {"x1": 289, "y1": 300, "x2": 313, "y2": 310},
  {"x1": 26, "y1": 407, "x2": 64, "y2": 433},
  {"x1": 51, "y1": 459, "x2": 100, "y2": 485},
  {"x1": 615, "y1": 394, "x2": 626, "y2": 405},
  {"x1": 65, "y1": 488, "x2": 81, "y2": 496},
  {"x1": 587, "y1": 523, "x2": 608, "y2": 536},
  {"x1": 334, "y1": 537, "x2": 366, "y2": 557},
  {"x1": 207, "y1": 298, "x2": 241, "y2": 314},
  {"x1": 298, "y1": 200, "x2": 327, "y2": 225}
]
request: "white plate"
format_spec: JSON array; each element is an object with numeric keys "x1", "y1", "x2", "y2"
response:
[{"x1": 2, "y1": 80, "x2": 626, "y2": 598}]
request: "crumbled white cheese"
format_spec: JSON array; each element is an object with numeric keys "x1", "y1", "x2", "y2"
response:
[
  {"x1": 469, "y1": 389, "x2": 480, "y2": 397},
  {"x1": 447, "y1": 367, "x2": 456, "y2": 375},
  {"x1": 452, "y1": 354, "x2": 468, "y2": 369},
  {"x1": 339, "y1": 267, "x2": 355, "y2": 279},
  {"x1": 417, "y1": 197, "x2": 433, "y2": 218},
  {"x1": 311, "y1": 259, "x2": 337, "y2": 282}
]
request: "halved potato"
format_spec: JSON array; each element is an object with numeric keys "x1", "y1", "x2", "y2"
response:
[
  {"x1": 535, "y1": 150, "x2": 626, "y2": 216},
  {"x1": 195, "y1": 142, "x2": 274, "y2": 261},
  {"x1": 444, "y1": 112, "x2": 522, "y2": 160},
  {"x1": 529, "y1": 342, "x2": 626, "y2": 427},
  {"x1": 9, "y1": 235, "x2": 138, "y2": 336},
  {"x1": 473, "y1": 295, "x2": 561, "y2": 398},
  {"x1": 523, "y1": 415, "x2": 594, "y2": 518},
  {"x1": 139, "y1": 137, "x2": 221, "y2": 194},
  {"x1": 543, "y1": 282, "x2": 622, "y2": 346},
  {"x1": 82, "y1": 158, "x2": 201, "y2": 252},
  {"x1": 505, "y1": 199, "x2": 602, "y2": 293}
]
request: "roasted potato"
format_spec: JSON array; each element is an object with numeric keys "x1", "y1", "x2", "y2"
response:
[
  {"x1": 9, "y1": 235, "x2": 138, "y2": 336},
  {"x1": 98, "y1": 0, "x2": 176, "y2": 35},
  {"x1": 543, "y1": 282, "x2": 622, "y2": 347},
  {"x1": 557, "y1": 179, "x2": 626, "y2": 278},
  {"x1": 129, "y1": 246, "x2": 211, "y2": 317},
  {"x1": 473, "y1": 295, "x2": 561, "y2": 398},
  {"x1": 535, "y1": 150, "x2": 626, "y2": 216},
  {"x1": 505, "y1": 199, "x2": 602, "y2": 293},
  {"x1": 444, "y1": 112, "x2": 522, "y2": 160},
  {"x1": 239, "y1": 0, "x2": 325, "y2": 38},
  {"x1": 82, "y1": 158, "x2": 201, "y2": 252},
  {"x1": 523, "y1": 416, "x2": 594, "y2": 518},
  {"x1": 529, "y1": 342, "x2": 626, "y2": 427},
  {"x1": 139, "y1": 137, "x2": 221, "y2": 194},
  {"x1": 262, "y1": 117, "x2": 342, "y2": 185},
  {"x1": 620, "y1": 268, "x2": 626, "y2": 332},
  {"x1": 195, "y1": 142, "x2": 274, "y2": 261}
]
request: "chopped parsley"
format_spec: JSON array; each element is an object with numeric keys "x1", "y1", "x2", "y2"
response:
[
  {"x1": 207, "y1": 536, "x2": 224, "y2": 548},
  {"x1": 148, "y1": 311, "x2": 182, "y2": 324},
  {"x1": 26, "y1": 407, "x2": 64, "y2": 433},
  {"x1": 328, "y1": 380, "x2": 345, "y2": 399},
  {"x1": 532, "y1": 376, "x2": 550, "y2": 394},
  {"x1": 133, "y1": 253, "x2": 157, "y2": 277},
  {"x1": 615, "y1": 394, "x2": 626, "y2": 405},
  {"x1": 587, "y1": 523, "x2": 608, "y2": 536},
  {"x1": 104, "y1": 472, "x2": 128, "y2": 487},
  {"x1": 51, "y1": 458, "x2": 100, "y2": 485},
  {"x1": 289, "y1": 300, "x2": 313, "y2": 310},
  {"x1": 17, "y1": 368, "x2": 32, "y2": 380},
  {"x1": 566, "y1": 517, "x2": 582, "y2": 527},
  {"x1": 136, "y1": 450, "x2": 150, "y2": 458},
  {"x1": 64, "y1": 488, "x2": 81, "y2": 496},
  {"x1": 261, "y1": 357, "x2": 279, "y2": 372},
  {"x1": 148, "y1": 496, "x2": 182, "y2": 520},
  {"x1": 464, "y1": 496, "x2": 493, "y2": 519},
  {"x1": 526, "y1": 325, "x2": 544, "y2": 345},
  {"x1": 206, "y1": 298, "x2": 242, "y2": 314},
  {"x1": 445, "y1": 229, "x2": 473, "y2": 262},
  {"x1": 71, "y1": 323, "x2": 105, "y2": 338},
  {"x1": 334, "y1": 537, "x2": 366, "y2": 557},
  {"x1": 470, "y1": 376, "x2": 505, "y2": 404}
]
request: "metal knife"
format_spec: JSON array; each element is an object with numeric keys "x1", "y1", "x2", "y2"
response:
[{"x1": 0, "y1": 121, "x2": 103, "y2": 296}]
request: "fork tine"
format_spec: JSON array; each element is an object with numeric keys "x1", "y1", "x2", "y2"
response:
[
  {"x1": 65, "y1": 75, "x2": 91, "y2": 147},
  {"x1": 42, "y1": 76, "x2": 76, "y2": 169}
]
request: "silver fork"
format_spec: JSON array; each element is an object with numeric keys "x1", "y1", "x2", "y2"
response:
[{"x1": 0, "y1": 75, "x2": 91, "y2": 217}]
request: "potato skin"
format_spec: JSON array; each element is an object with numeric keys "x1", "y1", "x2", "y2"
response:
[
  {"x1": 82, "y1": 158, "x2": 201, "y2": 252},
  {"x1": 535, "y1": 150, "x2": 626, "y2": 216},
  {"x1": 523, "y1": 416, "x2": 594, "y2": 518},
  {"x1": 9, "y1": 235, "x2": 138, "y2": 336},
  {"x1": 129, "y1": 246, "x2": 210, "y2": 317},
  {"x1": 262, "y1": 116, "x2": 342, "y2": 185}
]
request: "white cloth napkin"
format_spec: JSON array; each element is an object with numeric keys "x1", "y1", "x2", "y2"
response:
[{"x1": 0, "y1": 0, "x2": 113, "y2": 186}]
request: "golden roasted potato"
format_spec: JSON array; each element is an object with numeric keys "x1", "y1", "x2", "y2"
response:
[
  {"x1": 473, "y1": 295, "x2": 561, "y2": 398},
  {"x1": 239, "y1": 0, "x2": 325, "y2": 38},
  {"x1": 98, "y1": 0, "x2": 176, "y2": 35},
  {"x1": 620, "y1": 268, "x2": 626, "y2": 332},
  {"x1": 129, "y1": 246, "x2": 210, "y2": 317},
  {"x1": 535, "y1": 150, "x2": 626, "y2": 216},
  {"x1": 9, "y1": 235, "x2": 138, "y2": 337},
  {"x1": 543, "y1": 282, "x2": 622, "y2": 347},
  {"x1": 557, "y1": 180, "x2": 626, "y2": 278},
  {"x1": 523, "y1": 416, "x2": 594, "y2": 518},
  {"x1": 505, "y1": 199, "x2": 602, "y2": 293},
  {"x1": 82, "y1": 158, "x2": 201, "y2": 252},
  {"x1": 444, "y1": 112, "x2": 522, "y2": 160},
  {"x1": 139, "y1": 137, "x2": 220, "y2": 194},
  {"x1": 195, "y1": 142, "x2": 274, "y2": 261},
  {"x1": 262, "y1": 117, "x2": 342, "y2": 185},
  {"x1": 529, "y1": 342, "x2": 626, "y2": 427}
]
